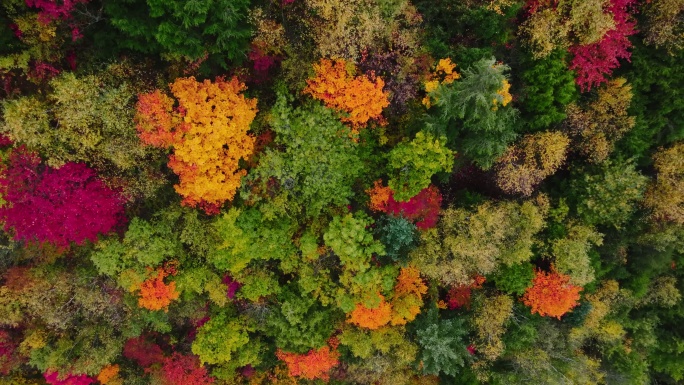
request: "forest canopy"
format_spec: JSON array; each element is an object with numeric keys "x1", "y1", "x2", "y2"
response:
[{"x1": 0, "y1": 0, "x2": 683, "y2": 384}]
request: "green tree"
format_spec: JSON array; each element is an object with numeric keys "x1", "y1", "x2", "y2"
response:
[
  {"x1": 427, "y1": 57, "x2": 519, "y2": 169},
  {"x1": 242, "y1": 93, "x2": 364, "y2": 219},
  {"x1": 411, "y1": 200, "x2": 545, "y2": 285},
  {"x1": 104, "y1": 0, "x2": 251, "y2": 68},
  {"x1": 415, "y1": 317, "x2": 470, "y2": 377},
  {"x1": 570, "y1": 160, "x2": 648, "y2": 229},
  {"x1": 387, "y1": 131, "x2": 454, "y2": 201}
]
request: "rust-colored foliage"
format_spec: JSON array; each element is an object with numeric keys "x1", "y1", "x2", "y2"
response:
[
  {"x1": 347, "y1": 293, "x2": 393, "y2": 329},
  {"x1": 276, "y1": 340, "x2": 340, "y2": 381},
  {"x1": 135, "y1": 90, "x2": 179, "y2": 148},
  {"x1": 138, "y1": 269, "x2": 180, "y2": 312},
  {"x1": 522, "y1": 268, "x2": 582, "y2": 319},
  {"x1": 135, "y1": 77, "x2": 257, "y2": 213},
  {"x1": 446, "y1": 275, "x2": 486, "y2": 310},
  {"x1": 96, "y1": 365, "x2": 119, "y2": 384},
  {"x1": 303, "y1": 58, "x2": 389, "y2": 132}
]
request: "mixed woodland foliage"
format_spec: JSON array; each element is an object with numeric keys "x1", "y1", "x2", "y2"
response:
[{"x1": 0, "y1": 0, "x2": 683, "y2": 384}]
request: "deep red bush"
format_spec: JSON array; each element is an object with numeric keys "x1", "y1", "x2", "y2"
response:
[{"x1": 0, "y1": 147, "x2": 125, "y2": 248}]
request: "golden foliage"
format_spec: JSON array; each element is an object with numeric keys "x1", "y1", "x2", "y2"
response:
[
  {"x1": 304, "y1": 58, "x2": 389, "y2": 132},
  {"x1": 422, "y1": 58, "x2": 461, "y2": 108},
  {"x1": 136, "y1": 77, "x2": 257, "y2": 212},
  {"x1": 645, "y1": 143, "x2": 684, "y2": 224},
  {"x1": 566, "y1": 78, "x2": 635, "y2": 163},
  {"x1": 391, "y1": 267, "x2": 428, "y2": 326},
  {"x1": 473, "y1": 294, "x2": 513, "y2": 361},
  {"x1": 495, "y1": 131, "x2": 570, "y2": 196}
]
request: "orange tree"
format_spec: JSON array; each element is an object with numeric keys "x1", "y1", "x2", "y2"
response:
[
  {"x1": 303, "y1": 58, "x2": 389, "y2": 133},
  {"x1": 522, "y1": 268, "x2": 582, "y2": 319},
  {"x1": 136, "y1": 77, "x2": 257, "y2": 214}
]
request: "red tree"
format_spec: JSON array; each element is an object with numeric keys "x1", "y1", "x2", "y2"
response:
[
  {"x1": 158, "y1": 353, "x2": 215, "y2": 385},
  {"x1": 569, "y1": 0, "x2": 637, "y2": 91},
  {"x1": 123, "y1": 336, "x2": 165, "y2": 368},
  {"x1": 367, "y1": 182, "x2": 442, "y2": 229},
  {"x1": 0, "y1": 147, "x2": 125, "y2": 248}
]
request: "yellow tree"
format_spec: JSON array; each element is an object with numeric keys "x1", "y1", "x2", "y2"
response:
[
  {"x1": 645, "y1": 143, "x2": 684, "y2": 224},
  {"x1": 566, "y1": 78, "x2": 635, "y2": 163},
  {"x1": 495, "y1": 131, "x2": 570, "y2": 196},
  {"x1": 136, "y1": 77, "x2": 257, "y2": 213}
]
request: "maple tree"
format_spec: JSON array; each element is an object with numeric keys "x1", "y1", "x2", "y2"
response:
[
  {"x1": 303, "y1": 58, "x2": 389, "y2": 132},
  {"x1": 43, "y1": 371, "x2": 94, "y2": 385},
  {"x1": 569, "y1": 0, "x2": 638, "y2": 91},
  {"x1": 367, "y1": 182, "x2": 442, "y2": 229},
  {"x1": 0, "y1": 146, "x2": 124, "y2": 248},
  {"x1": 276, "y1": 340, "x2": 341, "y2": 381},
  {"x1": 136, "y1": 77, "x2": 257, "y2": 213},
  {"x1": 122, "y1": 336, "x2": 165, "y2": 368},
  {"x1": 347, "y1": 293, "x2": 393, "y2": 329},
  {"x1": 390, "y1": 267, "x2": 428, "y2": 325},
  {"x1": 522, "y1": 268, "x2": 583, "y2": 319},
  {"x1": 157, "y1": 353, "x2": 215, "y2": 385},
  {"x1": 137, "y1": 268, "x2": 180, "y2": 311}
]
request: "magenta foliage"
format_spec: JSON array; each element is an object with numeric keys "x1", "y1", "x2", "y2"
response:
[
  {"x1": 222, "y1": 274, "x2": 242, "y2": 299},
  {"x1": 0, "y1": 330, "x2": 18, "y2": 375},
  {"x1": 30, "y1": 61, "x2": 61, "y2": 82},
  {"x1": 569, "y1": 0, "x2": 637, "y2": 92},
  {"x1": 159, "y1": 353, "x2": 215, "y2": 385},
  {"x1": 44, "y1": 371, "x2": 95, "y2": 385},
  {"x1": 25, "y1": 0, "x2": 89, "y2": 23},
  {"x1": 0, "y1": 147, "x2": 125, "y2": 248},
  {"x1": 0, "y1": 135, "x2": 12, "y2": 147},
  {"x1": 385, "y1": 185, "x2": 442, "y2": 230}
]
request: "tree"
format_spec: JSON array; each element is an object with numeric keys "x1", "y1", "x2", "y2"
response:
[
  {"x1": 568, "y1": 0, "x2": 637, "y2": 91},
  {"x1": 390, "y1": 267, "x2": 428, "y2": 326},
  {"x1": 415, "y1": 318, "x2": 470, "y2": 377},
  {"x1": 473, "y1": 294, "x2": 513, "y2": 360},
  {"x1": 522, "y1": 269, "x2": 582, "y2": 319},
  {"x1": 104, "y1": 0, "x2": 251, "y2": 68},
  {"x1": 427, "y1": 57, "x2": 518, "y2": 169},
  {"x1": 0, "y1": 147, "x2": 125, "y2": 248},
  {"x1": 551, "y1": 223, "x2": 603, "y2": 286},
  {"x1": 266, "y1": 286, "x2": 341, "y2": 353},
  {"x1": 377, "y1": 215, "x2": 419, "y2": 263},
  {"x1": 411, "y1": 200, "x2": 545, "y2": 285},
  {"x1": 241, "y1": 93, "x2": 363, "y2": 219},
  {"x1": 191, "y1": 311, "x2": 257, "y2": 371},
  {"x1": 494, "y1": 131, "x2": 570, "y2": 196},
  {"x1": 0, "y1": 64, "x2": 164, "y2": 199},
  {"x1": 137, "y1": 268, "x2": 179, "y2": 311},
  {"x1": 644, "y1": 143, "x2": 684, "y2": 225},
  {"x1": 570, "y1": 160, "x2": 648, "y2": 228},
  {"x1": 566, "y1": 78, "x2": 636, "y2": 163},
  {"x1": 303, "y1": 58, "x2": 389, "y2": 132},
  {"x1": 387, "y1": 132, "x2": 454, "y2": 201},
  {"x1": 517, "y1": 50, "x2": 578, "y2": 132},
  {"x1": 641, "y1": 0, "x2": 684, "y2": 52},
  {"x1": 157, "y1": 353, "x2": 215, "y2": 385},
  {"x1": 347, "y1": 293, "x2": 393, "y2": 329},
  {"x1": 367, "y1": 183, "x2": 442, "y2": 230},
  {"x1": 276, "y1": 341, "x2": 340, "y2": 381},
  {"x1": 324, "y1": 213, "x2": 385, "y2": 272},
  {"x1": 136, "y1": 76, "x2": 257, "y2": 213}
]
